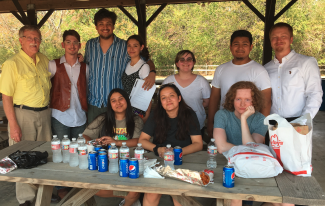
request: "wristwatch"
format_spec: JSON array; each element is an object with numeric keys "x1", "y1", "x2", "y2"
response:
[{"x1": 150, "y1": 70, "x2": 156, "y2": 74}]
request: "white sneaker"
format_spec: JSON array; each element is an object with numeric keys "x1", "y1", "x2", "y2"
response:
[{"x1": 119, "y1": 199, "x2": 141, "y2": 206}]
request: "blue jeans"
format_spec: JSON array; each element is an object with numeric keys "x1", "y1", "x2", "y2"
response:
[{"x1": 51, "y1": 117, "x2": 87, "y2": 140}]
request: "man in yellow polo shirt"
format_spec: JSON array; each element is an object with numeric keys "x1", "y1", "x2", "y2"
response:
[{"x1": 0, "y1": 25, "x2": 52, "y2": 206}]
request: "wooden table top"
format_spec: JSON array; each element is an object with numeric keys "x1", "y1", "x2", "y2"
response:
[{"x1": 0, "y1": 140, "x2": 324, "y2": 205}]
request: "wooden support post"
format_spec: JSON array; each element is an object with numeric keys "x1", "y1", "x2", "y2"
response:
[
  {"x1": 38, "y1": 9, "x2": 55, "y2": 28},
  {"x1": 171, "y1": 195, "x2": 203, "y2": 206},
  {"x1": 61, "y1": 189, "x2": 99, "y2": 206},
  {"x1": 11, "y1": 0, "x2": 30, "y2": 25},
  {"x1": 27, "y1": 4, "x2": 37, "y2": 26},
  {"x1": 35, "y1": 185, "x2": 54, "y2": 206},
  {"x1": 262, "y1": 0, "x2": 276, "y2": 65},
  {"x1": 135, "y1": 0, "x2": 147, "y2": 45}
]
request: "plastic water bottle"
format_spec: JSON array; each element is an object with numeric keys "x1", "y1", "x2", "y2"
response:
[
  {"x1": 78, "y1": 142, "x2": 88, "y2": 169},
  {"x1": 69, "y1": 138, "x2": 79, "y2": 167},
  {"x1": 164, "y1": 144, "x2": 175, "y2": 170},
  {"x1": 51, "y1": 135, "x2": 62, "y2": 163},
  {"x1": 119, "y1": 142, "x2": 129, "y2": 159},
  {"x1": 61, "y1": 135, "x2": 70, "y2": 163},
  {"x1": 77, "y1": 134, "x2": 85, "y2": 145},
  {"x1": 135, "y1": 143, "x2": 145, "y2": 174},
  {"x1": 207, "y1": 138, "x2": 217, "y2": 169},
  {"x1": 109, "y1": 143, "x2": 119, "y2": 173}
]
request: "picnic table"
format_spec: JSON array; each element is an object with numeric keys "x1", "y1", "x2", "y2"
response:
[{"x1": 0, "y1": 140, "x2": 325, "y2": 206}]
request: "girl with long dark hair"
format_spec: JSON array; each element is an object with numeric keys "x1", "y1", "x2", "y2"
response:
[
  {"x1": 139, "y1": 84, "x2": 203, "y2": 206},
  {"x1": 83, "y1": 88, "x2": 143, "y2": 206},
  {"x1": 121, "y1": 35, "x2": 152, "y2": 123}
]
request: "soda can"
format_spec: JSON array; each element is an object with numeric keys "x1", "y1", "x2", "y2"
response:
[
  {"x1": 98, "y1": 152, "x2": 108, "y2": 172},
  {"x1": 173, "y1": 146, "x2": 183, "y2": 165},
  {"x1": 94, "y1": 145, "x2": 102, "y2": 152},
  {"x1": 88, "y1": 151, "x2": 97, "y2": 170},
  {"x1": 223, "y1": 165, "x2": 235, "y2": 188},
  {"x1": 119, "y1": 158, "x2": 129, "y2": 177},
  {"x1": 99, "y1": 149, "x2": 107, "y2": 154},
  {"x1": 128, "y1": 158, "x2": 139, "y2": 179}
]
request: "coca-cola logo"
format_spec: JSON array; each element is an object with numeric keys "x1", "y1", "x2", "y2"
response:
[{"x1": 270, "y1": 134, "x2": 283, "y2": 148}]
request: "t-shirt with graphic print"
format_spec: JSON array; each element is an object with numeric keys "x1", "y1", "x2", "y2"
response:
[{"x1": 83, "y1": 115, "x2": 143, "y2": 140}]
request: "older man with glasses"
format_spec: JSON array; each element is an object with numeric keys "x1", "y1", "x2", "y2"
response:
[{"x1": 0, "y1": 25, "x2": 53, "y2": 206}]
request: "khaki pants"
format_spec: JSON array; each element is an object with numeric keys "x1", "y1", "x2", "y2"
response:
[{"x1": 8, "y1": 107, "x2": 52, "y2": 204}]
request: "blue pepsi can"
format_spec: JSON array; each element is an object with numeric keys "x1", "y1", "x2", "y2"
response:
[
  {"x1": 173, "y1": 146, "x2": 182, "y2": 165},
  {"x1": 223, "y1": 165, "x2": 235, "y2": 188},
  {"x1": 94, "y1": 145, "x2": 102, "y2": 152},
  {"x1": 108, "y1": 144, "x2": 111, "y2": 149},
  {"x1": 119, "y1": 158, "x2": 129, "y2": 177},
  {"x1": 128, "y1": 158, "x2": 139, "y2": 179},
  {"x1": 98, "y1": 153, "x2": 108, "y2": 172},
  {"x1": 88, "y1": 151, "x2": 97, "y2": 170}
]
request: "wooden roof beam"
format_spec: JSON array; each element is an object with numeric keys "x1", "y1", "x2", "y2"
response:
[
  {"x1": 10, "y1": 11, "x2": 25, "y2": 24},
  {"x1": 242, "y1": 0, "x2": 265, "y2": 22},
  {"x1": 117, "y1": 6, "x2": 138, "y2": 26},
  {"x1": 146, "y1": 3, "x2": 167, "y2": 27},
  {"x1": 11, "y1": 0, "x2": 30, "y2": 24},
  {"x1": 274, "y1": 0, "x2": 298, "y2": 21},
  {"x1": 37, "y1": 9, "x2": 55, "y2": 28}
]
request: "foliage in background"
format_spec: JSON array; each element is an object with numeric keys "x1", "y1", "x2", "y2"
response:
[{"x1": 0, "y1": 0, "x2": 324, "y2": 70}]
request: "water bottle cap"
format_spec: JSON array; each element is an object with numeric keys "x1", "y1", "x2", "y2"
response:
[
  {"x1": 211, "y1": 138, "x2": 215, "y2": 142},
  {"x1": 72, "y1": 138, "x2": 76, "y2": 141},
  {"x1": 111, "y1": 143, "x2": 116, "y2": 146},
  {"x1": 137, "y1": 143, "x2": 142, "y2": 147},
  {"x1": 79, "y1": 134, "x2": 82, "y2": 137},
  {"x1": 53, "y1": 135, "x2": 57, "y2": 138},
  {"x1": 122, "y1": 142, "x2": 126, "y2": 145},
  {"x1": 63, "y1": 135, "x2": 68, "y2": 138},
  {"x1": 166, "y1": 144, "x2": 171, "y2": 148}
]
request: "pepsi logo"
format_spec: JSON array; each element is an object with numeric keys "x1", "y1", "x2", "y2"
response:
[
  {"x1": 129, "y1": 165, "x2": 136, "y2": 172},
  {"x1": 179, "y1": 153, "x2": 183, "y2": 158},
  {"x1": 231, "y1": 172, "x2": 235, "y2": 179}
]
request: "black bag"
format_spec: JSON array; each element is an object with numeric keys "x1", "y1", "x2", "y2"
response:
[{"x1": 9, "y1": 150, "x2": 48, "y2": 169}]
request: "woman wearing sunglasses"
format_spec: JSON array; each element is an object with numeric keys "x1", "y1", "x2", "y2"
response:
[{"x1": 162, "y1": 50, "x2": 211, "y2": 138}]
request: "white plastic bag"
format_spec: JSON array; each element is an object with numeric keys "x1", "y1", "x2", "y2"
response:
[
  {"x1": 264, "y1": 113, "x2": 313, "y2": 176},
  {"x1": 223, "y1": 142, "x2": 283, "y2": 178}
]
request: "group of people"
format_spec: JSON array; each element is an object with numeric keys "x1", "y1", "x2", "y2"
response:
[{"x1": 0, "y1": 7, "x2": 322, "y2": 206}]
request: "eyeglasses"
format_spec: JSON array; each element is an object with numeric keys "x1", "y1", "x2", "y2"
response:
[
  {"x1": 22, "y1": 36, "x2": 42, "y2": 43},
  {"x1": 64, "y1": 41, "x2": 80, "y2": 46},
  {"x1": 179, "y1": 57, "x2": 193, "y2": 63}
]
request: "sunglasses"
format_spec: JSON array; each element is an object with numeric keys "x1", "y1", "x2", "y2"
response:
[{"x1": 179, "y1": 57, "x2": 193, "y2": 63}]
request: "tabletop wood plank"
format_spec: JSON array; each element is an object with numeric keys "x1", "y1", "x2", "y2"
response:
[
  {"x1": 0, "y1": 140, "x2": 47, "y2": 159},
  {"x1": 0, "y1": 165, "x2": 282, "y2": 203},
  {"x1": 275, "y1": 172, "x2": 325, "y2": 205}
]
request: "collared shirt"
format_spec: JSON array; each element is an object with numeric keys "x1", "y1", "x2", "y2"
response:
[
  {"x1": 264, "y1": 50, "x2": 323, "y2": 119},
  {"x1": 48, "y1": 55, "x2": 89, "y2": 127},
  {"x1": 84, "y1": 35, "x2": 129, "y2": 107},
  {"x1": 0, "y1": 49, "x2": 51, "y2": 107}
]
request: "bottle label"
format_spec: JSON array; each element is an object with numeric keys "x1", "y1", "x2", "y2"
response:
[
  {"x1": 109, "y1": 153, "x2": 118, "y2": 159},
  {"x1": 69, "y1": 147, "x2": 77, "y2": 154},
  {"x1": 135, "y1": 153, "x2": 143, "y2": 160},
  {"x1": 120, "y1": 152, "x2": 129, "y2": 158},
  {"x1": 208, "y1": 147, "x2": 217, "y2": 155},
  {"x1": 164, "y1": 154, "x2": 174, "y2": 161},
  {"x1": 51, "y1": 144, "x2": 60, "y2": 150},
  {"x1": 78, "y1": 149, "x2": 88, "y2": 156},
  {"x1": 62, "y1": 145, "x2": 69, "y2": 150}
]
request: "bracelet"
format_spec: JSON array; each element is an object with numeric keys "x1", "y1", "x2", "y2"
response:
[
  {"x1": 150, "y1": 70, "x2": 156, "y2": 74},
  {"x1": 153, "y1": 145, "x2": 159, "y2": 156}
]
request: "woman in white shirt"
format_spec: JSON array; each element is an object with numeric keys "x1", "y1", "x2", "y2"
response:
[
  {"x1": 122, "y1": 35, "x2": 152, "y2": 123},
  {"x1": 162, "y1": 50, "x2": 211, "y2": 136}
]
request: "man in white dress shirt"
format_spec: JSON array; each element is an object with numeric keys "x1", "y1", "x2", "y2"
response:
[
  {"x1": 48, "y1": 30, "x2": 89, "y2": 141},
  {"x1": 207, "y1": 30, "x2": 272, "y2": 138},
  {"x1": 264, "y1": 22, "x2": 322, "y2": 120}
]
